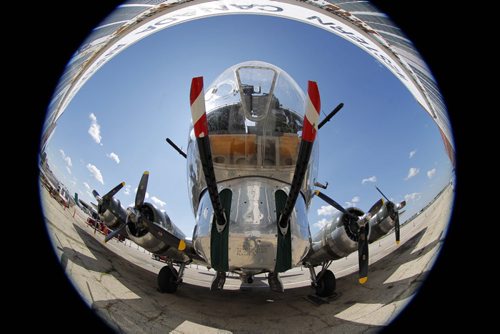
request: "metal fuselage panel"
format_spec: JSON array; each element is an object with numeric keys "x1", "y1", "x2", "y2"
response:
[
  {"x1": 192, "y1": 177, "x2": 310, "y2": 274},
  {"x1": 187, "y1": 61, "x2": 319, "y2": 273},
  {"x1": 186, "y1": 131, "x2": 319, "y2": 215}
]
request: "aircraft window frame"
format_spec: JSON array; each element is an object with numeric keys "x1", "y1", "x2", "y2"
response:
[{"x1": 235, "y1": 65, "x2": 278, "y2": 122}]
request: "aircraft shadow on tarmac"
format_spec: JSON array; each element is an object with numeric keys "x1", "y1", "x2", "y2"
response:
[{"x1": 63, "y1": 222, "x2": 442, "y2": 332}]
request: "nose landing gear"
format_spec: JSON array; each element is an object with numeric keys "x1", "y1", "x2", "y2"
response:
[{"x1": 211, "y1": 271, "x2": 227, "y2": 291}]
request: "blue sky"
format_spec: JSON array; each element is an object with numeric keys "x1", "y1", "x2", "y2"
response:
[{"x1": 43, "y1": 14, "x2": 454, "y2": 236}]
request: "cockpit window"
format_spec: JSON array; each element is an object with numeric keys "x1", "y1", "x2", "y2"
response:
[
  {"x1": 203, "y1": 61, "x2": 306, "y2": 168},
  {"x1": 236, "y1": 66, "x2": 277, "y2": 121}
]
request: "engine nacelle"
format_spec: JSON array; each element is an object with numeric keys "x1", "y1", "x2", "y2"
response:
[
  {"x1": 305, "y1": 207, "x2": 367, "y2": 266},
  {"x1": 99, "y1": 198, "x2": 126, "y2": 229},
  {"x1": 125, "y1": 203, "x2": 189, "y2": 262},
  {"x1": 368, "y1": 201, "x2": 395, "y2": 243}
]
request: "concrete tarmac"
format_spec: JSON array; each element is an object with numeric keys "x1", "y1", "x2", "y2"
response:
[{"x1": 41, "y1": 184, "x2": 453, "y2": 333}]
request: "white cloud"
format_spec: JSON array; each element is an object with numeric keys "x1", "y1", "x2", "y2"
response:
[
  {"x1": 151, "y1": 196, "x2": 166, "y2": 207},
  {"x1": 314, "y1": 218, "x2": 330, "y2": 229},
  {"x1": 66, "y1": 166, "x2": 72, "y2": 175},
  {"x1": 404, "y1": 192, "x2": 422, "y2": 202},
  {"x1": 405, "y1": 167, "x2": 420, "y2": 180},
  {"x1": 86, "y1": 163, "x2": 104, "y2": 184},
  {"x1": 88, "y1": 113, "x2": 102, "y2": 145},
  {"x1": 107, "y1": 152, "x2": 120, "y2": 164},
  {"x1": 59, "y1": 150, "x2": 72, "y2": 167},
  {"x1": 317, "y1": 205, "x2": 338, "y2": 216},
  {"x1": 124, "y1": 185, "x2": 131, "y2": 195},
  {"x1": 83, "y1": 182, "x2": 91, "y2": 190},
  {"x1": 409, "y1": 150, "x2": 417, "y2": 159},
  {"x1": 427, "y1": 168, "x2": 436, "y2": 179},
  {"x1": 345, "y1": 196, "x2": 360, "y2": 207},
  {"x1": 362, "y1": 176, "x2": 377, "y2": 184}
]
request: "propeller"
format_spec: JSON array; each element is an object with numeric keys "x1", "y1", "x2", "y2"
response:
[
  {"x1": 314, "y1": 190, "x2": 383, "y2": 284},
  {"x1": 314, "y1": 190, "x2": 357, "y2": 219},
  {"x1": 93, "y1": 182, "x2": 125, "y2": 215},
  {"x1": 104, "y1": 216, "x2": 128, "y2": 242},
  {"x1": 357, "y1": 199, "x2": 384, "y2": 284},
  {"x1": 92, "y1": 182, "x2": 126, "y2": 242},
  {"x1": 375, "y1": 186, "x2": 406, "y2": 244},
  {"x1": 135, "y1": 172, "x2": 149, "y2": 208},
  {"x1": 104, "y1": 172, "x2": 150, "y2": 243},
  {"x1": 104, "y1": 171, "x2": 187, "y2": 250}
]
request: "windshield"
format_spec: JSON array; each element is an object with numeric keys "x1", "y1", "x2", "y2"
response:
[{"x1": 203, "y1": 61, "x2": 305, "y2": 168}]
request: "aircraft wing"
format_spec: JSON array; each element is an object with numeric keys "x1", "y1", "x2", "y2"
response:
[
  {"x1": 92, "y1": 172, "x2": 205, "y2": 265},
  {"x1": 140, "y1": 219, "x2": 203, "y2": 262},
  {"x1": 303, "y1": 190, "x2": 404, "y2": 284}
]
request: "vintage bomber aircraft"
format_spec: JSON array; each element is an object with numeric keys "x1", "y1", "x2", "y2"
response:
[{"x1": 92, "y1": 61, "x2": 405, "y2": 297}]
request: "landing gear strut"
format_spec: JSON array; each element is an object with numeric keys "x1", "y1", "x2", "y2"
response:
[
  {"x1": 158, "y1": 262, "x2": 186, "y2": 293},
  {"x1": 268, "y1": 272, "x2": 284, "y2": 292},
  {"x1": 211, "y1": 271, "x2": 226, "y2": 291},
  {"x1": 308, "y1": 261, "x2": 336, "y2": 297}
]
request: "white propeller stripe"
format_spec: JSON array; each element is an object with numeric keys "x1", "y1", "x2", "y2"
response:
[
  {"x1": 305, "y1": 96, "x2": 320, "y2": 131},
  {"x1": 190, "y1": 90, "x2": 206, "y2": 126}
]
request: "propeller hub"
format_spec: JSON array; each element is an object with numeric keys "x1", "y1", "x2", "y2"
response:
[
  {"x1": 342, "y1": 208, "x2": 367, "y2": 242},
  {"x1": 127, "y1": 207, "x2": 140, "y2": 223}
]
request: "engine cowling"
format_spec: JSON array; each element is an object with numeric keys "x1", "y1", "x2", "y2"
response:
[
  {"x1": 305, "y1": 207, "x2": 368, "y2": 266},
  {"x1": 99, "y1": 197, "x2": 126, "y2": 229},
  {"x1": 368, "y1": 201, "x2": 396, "y2": 243},
  {"x1": 125, "y1": 203, "x2": 188, "y2": 261}
]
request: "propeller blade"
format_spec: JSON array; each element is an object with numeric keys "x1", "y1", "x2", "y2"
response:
[
  {"x1": 103, "y1": 182, "x2": 125, "y2": 200},
  {"x1": 135, "y1": 172, "x2": 149, "y2": 208},
  {"x1": 314, "y1": 190, "x2": 352, "y2": 217},
  {"x1": 394, "y1": 212, "x2": 400, "y2": 244},
  {"x1": 93, "y1": 183, "x2": 125, "y2": 214},
  {"x1": 189, "y1": 77, "x2": 227, "y2": 231},
  {"x1": 277, "y1": 81, "x2": 321, "y2": 234},
  {"x1": 375, "y1": 186, "x2": 390, "y2": 202},
  {"x1": 374, "y1": 186, "x2": 404, "y2": 245},
  {"x1": 358, "y1": 225, "x2": 369, "y2": 284},
  {"x1": 104, "y1": 223, "x2": 126, "y2": 243},
  {"x1": 91, "y1": 189, "x2": 106, "y2": 214}
]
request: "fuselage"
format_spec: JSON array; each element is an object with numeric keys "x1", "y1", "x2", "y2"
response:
[{"x1": 186, "y1": 61, "x2": 318, "y2": 275}]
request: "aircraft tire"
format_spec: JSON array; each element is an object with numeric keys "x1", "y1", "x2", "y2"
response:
[
  {"x1": 315, "y1": 270, "x2": 336, "y2": 297},
  {"x1": 158, "y1": 266, "x2": 178, "y2": 293}
]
